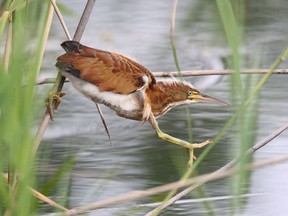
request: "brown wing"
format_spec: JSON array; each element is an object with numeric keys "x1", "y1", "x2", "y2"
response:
[{"x1": 56, "y1": 41, "x2": 156, "y2": 94}]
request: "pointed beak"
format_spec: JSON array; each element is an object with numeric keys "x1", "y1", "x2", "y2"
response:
[{"x1": 188, "y1": 93, "x2": 229, "y2": 106}]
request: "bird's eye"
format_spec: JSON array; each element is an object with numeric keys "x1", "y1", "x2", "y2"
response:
[{"x1": 187, "y1": 90, "x2": 193, "y2": 96}]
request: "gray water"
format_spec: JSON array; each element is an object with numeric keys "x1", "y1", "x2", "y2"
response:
[{"x1": 38, "y1": 1, "x2": 288, "y2": 215}]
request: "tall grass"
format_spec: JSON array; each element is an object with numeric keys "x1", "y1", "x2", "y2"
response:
[
  {"x1": 216, "y1": 0, "x2": 250, "y2": 213},
  {"x1": 149, "y1": 1, "x2": 252, "y2": 215},
  {"x1": 0, "y1": 0, "x2": 52, "y2": 215}
]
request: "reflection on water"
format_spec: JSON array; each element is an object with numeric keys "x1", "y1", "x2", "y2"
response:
[{"x1": 38, "y1": 0, "x2": 288, "y2": 215}]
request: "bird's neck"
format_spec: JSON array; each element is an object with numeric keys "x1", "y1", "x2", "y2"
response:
[{"x1": 146, "y1": 82, "x2": 187, "y2": 117}]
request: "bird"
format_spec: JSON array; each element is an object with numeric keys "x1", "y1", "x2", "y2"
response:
[{"x1": 55, "y1": 40, "x2": 228, "y2": 166}]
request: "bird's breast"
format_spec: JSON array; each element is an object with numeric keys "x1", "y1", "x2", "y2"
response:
[{"x1": 62, "y1": 71, "x2": 144, "y2": 120}]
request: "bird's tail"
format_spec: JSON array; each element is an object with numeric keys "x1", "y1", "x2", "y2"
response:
[{"x1": 61, "y1": 41, "x2": 81, "y2": 53}]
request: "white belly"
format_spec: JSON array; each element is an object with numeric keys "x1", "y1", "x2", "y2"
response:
[{"x1": 62, "y1": 72, "x2": 143, "y2": 119}]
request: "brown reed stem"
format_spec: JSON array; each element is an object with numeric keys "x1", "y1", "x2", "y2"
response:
[
  {"x1": 33, "y1": 0, "x2": 97, "y2": 156},
  {"x1": 65, "y1": 155, "x2": 288, "y2": 216},
  {"x1": 35, "y1": 69, "x2": 288, "y2": 86}
]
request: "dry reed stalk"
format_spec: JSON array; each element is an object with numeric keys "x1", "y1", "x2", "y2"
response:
[
  {"x1": 33, "y1": 0, "x2": 97, "y2": 155},
  {"x1": 64, "y1": 155, "x2": 288, "y2": 215}
]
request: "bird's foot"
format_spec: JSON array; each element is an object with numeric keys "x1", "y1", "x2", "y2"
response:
[
  {"x1": 45, "y1": 91, "x2": 65, "y2": 120},
  {"x1": 152, "y1": 124, "x2": 213, "y2": 167},
  {"x1": 187, "y1": 139, "x2": 213, "y2": 167}
]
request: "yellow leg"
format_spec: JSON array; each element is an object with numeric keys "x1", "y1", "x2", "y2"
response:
[
  {"x1": 149, "y1": 113, "x2": 212, "y2": 166},
  {"x1": 155, "y1": 128, "x2": 212, "y2": 166}
]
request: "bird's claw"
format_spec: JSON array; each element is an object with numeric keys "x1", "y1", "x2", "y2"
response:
[
  {"x1": 187, "y1": 154, "x2": 197, "y2": 168},
  {"x1": 187, "y1": 139, "x2": 213, "y2": 167},
  {"x1": 46, "y1": 92, "x2": 65, "y2": 120}
]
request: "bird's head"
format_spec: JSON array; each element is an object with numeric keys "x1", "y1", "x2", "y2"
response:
[
  {"x1": 175, "y1": 80, "x2": 228, "y2": 106},
  {"x1": 148, "y1": 78, "x2": 228, "y2": 117},
  {"x1": 185, "y1": 85, "x2": 228, "y2": 106}
]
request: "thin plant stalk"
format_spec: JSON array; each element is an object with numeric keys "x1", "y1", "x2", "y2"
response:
[
  {"x1": 153, "y1": 2, "x2": 204, "y2": 216},
  {"x1": 152, "y1": 68, "x2": 288, "y2": 77},
  {"x1": 0, "y1": 1, "x2": 58, "y2": 214},
  {"x1": 33, "y1": 0, "x2": 97, "y2": 155},
  {"x1": 3, "y1": 12, "x2": 12, "y2": 71},
  {"x1": 0, "y1": 11, "x2": 9, "y2": 41},
  {"x1": 65, "y1": 155, "x2": 288, "y2": 215},
  {"x1": 35, "y1": 69, "x2": 288, "y2": 86},
  {"x1": 50, "y1": 0, "x2": 72, "y2": 40}
]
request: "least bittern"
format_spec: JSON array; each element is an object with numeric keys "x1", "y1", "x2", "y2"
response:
[{"x1": 55, "y1": 41, "x2": 228, "y2": 166}]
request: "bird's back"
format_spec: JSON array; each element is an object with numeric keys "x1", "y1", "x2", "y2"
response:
[
  {"x1": 56, "y1": 41, "x2": 157, "y2": 121},
  {"x1": 56, "y1": 41, "x2": 156, "y2": 95}
]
